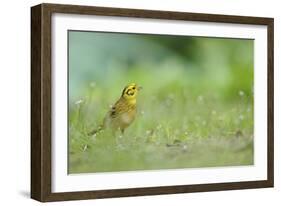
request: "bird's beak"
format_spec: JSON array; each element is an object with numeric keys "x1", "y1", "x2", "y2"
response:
[{"x1": 137, "y1": 86, "x2": 143, "y2": 91}]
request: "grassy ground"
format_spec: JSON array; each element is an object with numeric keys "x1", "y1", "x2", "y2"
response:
[{"x1": 68, "y1": 68, "x2": 253, "y2": 173}]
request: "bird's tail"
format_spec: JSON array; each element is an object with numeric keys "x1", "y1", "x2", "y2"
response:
[{"x1": 88, "y1": 125, "x2": 103, "y2": 136}]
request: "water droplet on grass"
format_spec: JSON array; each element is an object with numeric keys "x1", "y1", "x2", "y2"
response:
[
  {"x1": 197, "y1": 95, "x2": 204, "y2": 102},
  {"x1": 75, "y1": 99, "x2": 84, "y2": 105},
  {"x1": 182, "y1": 145, "x2": 188, "y2": 151},
  {"x1": 239, "y1": 90, "x2": 245, "y2": 96},
  {"x1": 239, "y1": 115, "x2": 244, "y2": 120},
  {"x1": 156, "y1": 124, "x2": 162, "y2": 130}
]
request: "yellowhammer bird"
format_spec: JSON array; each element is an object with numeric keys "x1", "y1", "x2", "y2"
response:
[{"x1": 89, "y1": 83, "x2": 142, "y2": 135}]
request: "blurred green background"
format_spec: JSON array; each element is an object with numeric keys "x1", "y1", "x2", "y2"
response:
[{"x1": 68, "y1": 31, "x2": 254, "y2": 174}]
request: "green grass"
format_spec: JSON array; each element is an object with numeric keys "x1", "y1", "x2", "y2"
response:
[{"x1": 68, "y1": 69, "x2": 253, "y2": 173}]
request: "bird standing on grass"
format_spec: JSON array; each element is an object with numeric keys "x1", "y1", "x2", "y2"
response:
[{"x1": 89, "y1": 83, "x2": 142, "y2": 135}]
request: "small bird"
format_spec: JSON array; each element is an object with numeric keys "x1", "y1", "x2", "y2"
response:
[{"x1": 89, "y1": 83, "x2": 142, "y2": 135}]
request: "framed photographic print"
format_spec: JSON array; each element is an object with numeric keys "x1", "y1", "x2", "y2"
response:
[{"x1": 31, "y1": 3, "x2": 274, "y2": 202}]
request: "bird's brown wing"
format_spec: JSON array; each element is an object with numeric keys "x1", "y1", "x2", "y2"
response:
[
  {"x1": 109, "y1": 98, "x2": 130, "y2": 118},
  {"x1": 103, "y1": 97, "x2": 137, "y2": 131}
]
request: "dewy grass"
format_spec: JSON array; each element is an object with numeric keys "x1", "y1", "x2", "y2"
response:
[{"x1": 68, "y1": 74, "x2": 253, "y2": 173}]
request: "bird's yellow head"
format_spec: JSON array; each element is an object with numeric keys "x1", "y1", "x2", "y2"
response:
[{"x1": 121, "y1": 83, "x2": 142, "y2": 102}]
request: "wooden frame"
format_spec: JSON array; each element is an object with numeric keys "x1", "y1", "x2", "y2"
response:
[{"x1": 31, "y1": 3, "x2": 274, "y2": 202}]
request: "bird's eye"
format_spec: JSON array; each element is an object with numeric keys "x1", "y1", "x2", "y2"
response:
[{"x1": 132, "y1": 87, "x2": 136, "y2": 90}]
